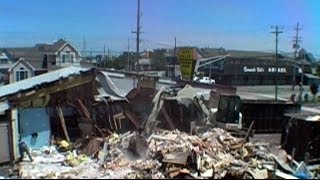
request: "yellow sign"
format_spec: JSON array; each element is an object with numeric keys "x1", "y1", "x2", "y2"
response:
[
  {"x1": 178, "y1": 48, "x2": 193, "y2": 59},
  {"x1": 178, "y1": 48, "x2": 194, "y2": 80}
]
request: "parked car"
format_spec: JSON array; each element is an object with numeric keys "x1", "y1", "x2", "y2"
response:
[{"x1": 193, "y1": 76, "x2": 215, "y2": 84}]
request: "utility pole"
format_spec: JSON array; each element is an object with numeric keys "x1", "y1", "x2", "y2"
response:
[
  {"x1": 108, "y1": 49, "x2": 110, "y2": 62},
  {"x1": 173, "y1": 37, "x2": 177, "y2": 77},
  {"x1": 292, "y1": 22, "x2": 302, "y2": 91},
  {"x1": 127, "y1": 38, "x2": 130, "y2": 71},
  {"x1": 83, "y1": 37, "x2": 86, "y2": 59},
  {"x1": 271, "y1": 25, "x2": 283, "y2": 101},
  {"x1": 132, "y1": 0, "x2": 142, "y2": 72},
  {"x1": 90, "y1": 48, "x2": 92, "y2": 63}
]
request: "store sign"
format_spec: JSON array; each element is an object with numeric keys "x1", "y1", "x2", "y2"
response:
[
  {"x1": 243, "y1": 66, "x2": 287, "y2": 73},
  {"x1": 178, "y1": 48, "x2": 194, "y2": 80},
  {"x1": 243, "y1": 66, "x2": 265, "y2": 73}
]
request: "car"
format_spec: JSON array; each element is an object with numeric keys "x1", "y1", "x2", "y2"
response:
[{"x1": 194, "y1": 76, "x2": 215, "y2": 84}]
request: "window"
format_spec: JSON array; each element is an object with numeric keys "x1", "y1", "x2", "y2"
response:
[
  {"x1": 62, "y1": 54, "x2": 66, "y2": 63},
  {"x1": 61, "y1": 51, "x2": 74, "y2": 64},
  {"x1": 15, "y1": 67, "x2": 28, "y2": 82},
  {"x1": 0, "y1": 59, "x2": 8, "y2": 64}
]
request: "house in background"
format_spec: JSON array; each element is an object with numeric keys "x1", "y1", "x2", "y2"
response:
[
  {"x1": 138, "y1": 58, "x2": 152, "y2": 71},
  {"x1": 0, "y1": 49, "x2": 16, "y2": 85},
  {"x1": 0, "y1": 39, "x2": 82, "y2": 85},
  {"x1": 8, "y1": 58, "x2": 35, "y2": 83},
  {"x1": 6, "y1": 39, "x2": 82, "y2": 71}
]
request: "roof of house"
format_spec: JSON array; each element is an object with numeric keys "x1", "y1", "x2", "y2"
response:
[
  {"x1": 34, "y1": 39, "x2": 67, "y2": 52},
  {"x1": 0, "y1": 48, "x2": 15, "y2": 60},
  {"x1": 299, "y1": 48, "x2": 317, "y2": 63},
  {"x1": 226, "y1": 50, "x2": 276, "y2": 58},
  {"x1": 4, "y1": 39, "x2": 70, "y2": 70},
  {"x1": 0, "y1": 66, "x2": 90, "y2": 99},
  {"x1": 200, "y1": 48, "x2": 227, "y2": 57},
  {"x1": 8, "y1": 58, "x2": 36, "y2": 72},
  {"x1": 6, "y1": 48, "x2": 46, "y2": 69}
]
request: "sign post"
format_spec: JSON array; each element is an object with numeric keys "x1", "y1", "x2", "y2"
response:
[{"x1": 178, "y1": 48, "x2": 195, "y2": 80}]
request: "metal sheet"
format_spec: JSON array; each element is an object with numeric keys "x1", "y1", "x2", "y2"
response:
[
  {"x1": 95, "y1": 72, "x2": 127, "y2": 101},
  {"x1": 18, "y1": 108, "x2": 51, "y2": 149}
]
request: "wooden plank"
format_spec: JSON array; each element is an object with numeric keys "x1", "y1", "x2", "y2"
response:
[
  {"x1": 108, "y1": 115, "x2": 114, "y2": 131},
  {"x1": 161, "y1": 105, "x2": 175, "y2": 130},
  {"x1": 113, "y1": 112, "x2": 125, "y2": 130},
  {"x1": 124, "y1": 110, "x2": 140, "y2": 129},
  {"x1": 56, "y1": 106, "x2": 71, "y2": 142},
  {"x1": 77, "y1": 99, "x2": 91, "y2": 118}
]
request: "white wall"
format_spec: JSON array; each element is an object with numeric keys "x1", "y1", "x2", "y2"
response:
[
  {"x1": 10, "y1": 63, "x2": 34, "y2": 83},
  {"x1": 56, "y1": 44, "x2": 80, "y2": 67}
]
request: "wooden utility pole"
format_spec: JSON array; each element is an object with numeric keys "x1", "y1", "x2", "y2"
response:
[
  {"x1": 127, "y1": 38, "x2": 130, "y2": 71},
  {"x1": 292, "y1": 22, "x2": 302, "y2": 90},
  {"x1": 83, "y1": 37, "x2": 86, "y2": 59},
  {"x1": 173, "y1": 37, "x2": 177, "y2": 76},
  {"x1": 108, "y1": 49, "x2": 110, "y2": 62},
  {"x1": 271, "y1": 25, "x2": 283, "y2": 101},
  {"x1": 132, "y1": 0, "x2": 142, "y2": 72}
]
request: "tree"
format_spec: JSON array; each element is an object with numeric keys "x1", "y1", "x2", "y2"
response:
[
  {"x1": 99, "y1": 52, "x2": 134, "y2": 70},
  {"x1": 310, "y1": 83, "x2": 319, "y2": 101},
  {"x1": 151, "y1": 49, "x2": 166, "y2": 70},
  {"x1": 316, "y1": 66, "x2": 320, "y2": 77}
]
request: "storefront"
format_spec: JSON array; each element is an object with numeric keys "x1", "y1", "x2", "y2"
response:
[{"x1": 198, "y1": 57, "x2": 311, "y2": 86}]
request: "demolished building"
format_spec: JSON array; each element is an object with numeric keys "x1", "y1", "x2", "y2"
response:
[
  {"x1": 0, "y1": 66, "x2": 318, "y2": 179},
  {"x1": 0, "y1": 66, "x2": 140, "y2": 164}
]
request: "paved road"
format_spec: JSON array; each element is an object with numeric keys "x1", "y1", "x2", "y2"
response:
[
  {"x1": 237, "y1": 85, "x2": 313, "y2": 101},
  {"x1": 236, "y1": 85, "x2": 320, "y2": 115}
]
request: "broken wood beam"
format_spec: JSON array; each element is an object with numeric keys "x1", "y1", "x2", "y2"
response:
[
  {"x1": 244, "y1": 121, "x2": 255, "y2": 142},
  {"x1": 77, "y1": 99, "x2": 91, "y2": 118},
  {"x1": 95, "y1": 125, "x2": 105, "y2": 137},
  {"x1": 56, "y1": 106, "x2": 71, "y2": 143},
  {"x1": 108, "y1": 115, "x2": 114, "y2": 131},
  {"x1": 161, "y1": 105, "x2": 175, "y2": 130},
  {"x1": 113, "y1": 112, "x2": 125, "y2": 129},
  {"x1": 124, "y1": 110, "x2": 140, "y2": 129}
]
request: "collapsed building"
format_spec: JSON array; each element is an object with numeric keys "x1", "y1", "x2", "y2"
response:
[
  {"x1": 0, "y1": 67, "x2": 140, "y2": 164},
  {"x1": 0, "y1": 66, "x2": 318, "y2": 179}
]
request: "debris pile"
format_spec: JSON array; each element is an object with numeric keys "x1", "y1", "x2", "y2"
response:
[
  {"x1": 18, "y1": 128, "x2": 318, "y2": 179},
  {"x1": 143, "y1": 128, "x2": 274, "y2": 179}
]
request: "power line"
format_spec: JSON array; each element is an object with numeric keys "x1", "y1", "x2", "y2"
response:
[{"x1": 271, "y1": 25, "x2": 283, "y2": 101}]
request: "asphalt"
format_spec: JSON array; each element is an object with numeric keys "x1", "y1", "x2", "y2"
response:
[{"x1": 237, "y1": 85, "x2": 315, "y2": 101}]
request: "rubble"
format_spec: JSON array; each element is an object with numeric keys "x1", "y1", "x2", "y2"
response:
[{"x1": 17, "y1": 127, "x2": 319, "y2": 179}]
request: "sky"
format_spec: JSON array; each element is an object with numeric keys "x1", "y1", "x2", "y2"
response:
[{"x1": 1, "y1": 0, "x2": 320, "y2": 57}]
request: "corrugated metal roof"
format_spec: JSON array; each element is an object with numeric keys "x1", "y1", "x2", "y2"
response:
[
  {"x1": 95, "y1": 71, "x2": 127, "y2": 101},
  {"x1": 0, "y1": 66, "x2": 91, "y2": 99}
]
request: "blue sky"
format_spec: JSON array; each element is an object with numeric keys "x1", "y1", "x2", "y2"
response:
[{"x1": 1, "y1": 0, "x2": 320, "y2": 57}]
